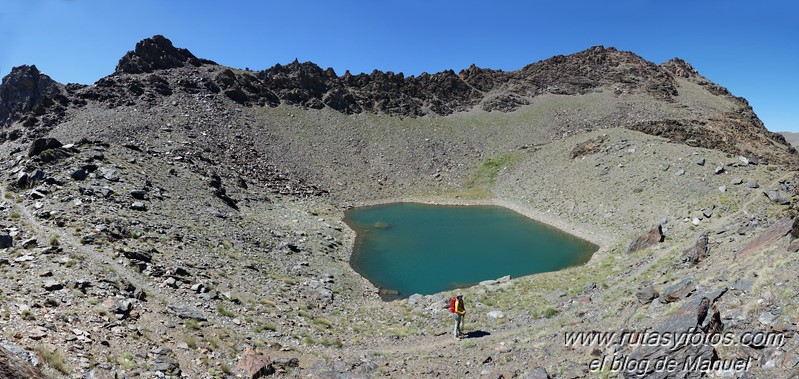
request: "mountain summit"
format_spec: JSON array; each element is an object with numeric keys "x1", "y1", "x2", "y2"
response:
[{"x1": 115, "y1": 34, "x2": 217, "y2": 74}]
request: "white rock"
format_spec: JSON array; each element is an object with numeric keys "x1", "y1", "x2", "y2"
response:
[
  {"x1": 692, "y1": 218, "x2": 701, "y2": 225},
  {"x1": 487, "y1": 310, "x2": 505, "y2": 319}
]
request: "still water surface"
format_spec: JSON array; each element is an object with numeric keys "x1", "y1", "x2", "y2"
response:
[{"x1": 344, "y1": 203, "x2": 597, "y2": 299}]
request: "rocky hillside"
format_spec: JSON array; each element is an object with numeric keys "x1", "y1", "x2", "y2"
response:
[{"x1": 1, "y1": 35, "x2": 798, "y2": 378}]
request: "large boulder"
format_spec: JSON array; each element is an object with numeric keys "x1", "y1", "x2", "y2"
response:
[
  {"x1": 635, "y1": 284, "x2": 660, "y2": 304},
  {"x1": 235, "y1": 352, "x2": 274, "y2": 379},
  {"x1": 27, "y1": 137, "x2": 62, "y2": 157},
  {"x1": 627, "y1": 225, "x2": 664, "y2": 253}
]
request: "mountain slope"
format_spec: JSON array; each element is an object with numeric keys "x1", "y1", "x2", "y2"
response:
[{"x1": 0, "y1": 35, "x2": 798, "y2": 378}]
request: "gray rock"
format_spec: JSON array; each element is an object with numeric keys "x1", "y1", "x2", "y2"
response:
[
  {"x1": 43, "y1": 280, "x2": 63, "y2": 291},
  {"x1": 714, "y1": 166, "x2": 724, "y2": 174},
  {"x1": 487, "y1": 310, "x2": 505, "y2": 319},
  {"x1": 702, "y1": 209, "x2": 713, "y2": 218},
  {"x1": 660, "y1": 279, "x2": 694, "y2": 303},
  {"x1": 759, "y1": 312, "x2": 777, "y2": 326},
  {"x1": 718, "y1": 185, "x2": 727, "y2": 192},
  {"x1": 130, "y1": 190, "x2": 148, "y2": 200},
  {"x1": 675, "y1": 169, "x2": 685, "y2": 176},
  {"x1": 99, "y1": 167, "x2": 120, "y2": 182},
  {"x1": 28, "y1": 138, "x2": 62, "y2": 157},
  {"x1": 111, "y1": 299, "x2": 134, "y2": 315},
  {"x1": 739, "y1": 156, "x2": 750, "y2": 165},
  {"x1": 748, "y1": 154, "x2": 759, "y2": 165},
  {"x1": 696, "y1": 157, "x2": 705, "y2": 166},
  {"x1": 747, "y1": 180, "x2": 759, "y2": 188},
  {"x1": 0, "y1": 234, "x2": 12, "y2": 248},
  {"x1": 660, "y1": 164, "x2": 670, "y2": 171},
  {"x1": 407, "y1": 294, "x2": 424, "y2": 305},
  {"x1": 122, "y1": 250, "x2": 152, "y2": 262},
  {"x1": 732, "y1": 177, "x2": 743, "y2": 185},
  {"x1": 234, "y1": 353, "x2": 274, "y2": 379},
  {"x1": 20, "y1": 237, "x2": 37, "y2": 248},
  {"x1": 71, "y1": 168, "x2": 87, "y2": 181},
  {"x1": 683, "y1": 232, "x2": 709, "y2": 266},
  {"x1": 764, "y1": 189, "x2": 790, "y2": 205},
  {"x1": 524, "y1": 367, "x2": 550, "y2": 379},
  {"x1": 130, "y1": 201, "x2": 147, "y2": 211},
  {"x1": 635, "y1": 284, "x2": 660, "y2": 304},
  {"x1": 166, "y1": 304, "x2": 207, "y2": 321}
]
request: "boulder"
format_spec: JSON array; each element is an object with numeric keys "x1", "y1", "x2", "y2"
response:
[
  {"x1": 696, "y1": 157, "x2": 705, "y2": 166},
  {"x1": 487, "y1": 310, "x2": 505, "y2": 319},
  {"x1": 525, "y1": 367, "x2": 551, "y2": 379},
  {"x1": 130, "y1": 202, "x2": 147, "y2": 211},
  {"x1": 747, "y1": 180, "x2": 759, "y2": 188},
  {"x1": 166, "y1": 304, "x2": 207, "y2": 321},
  {"x1": 714, "y1": 165, "x2": 724, "y2": 174},
  {"x1": 0, "y1": 234, "x2": 12, "y2": 249},
  {"x1": 626, "y1": 225, "x2": 664, "y2": 253},
  {"x1": 70, "y1": 168, "x2": 87, "y2": 180},
  {"x1": 99, "y1": 167, "x2": 119, "y2": 182},
  {"x1": 791, "y1": 217, "x2": 799, "y2": 239},
  {"x1": 235, "y1": 353, "x2": 274, "y2": 379},
  {"x1": 635, "y1": 284, "x2": 659, "y2": 304},
  {"x1": 28, "y1": 138, "x2": 62, "y2": 157},
  {"x1": 43, "y1": 280, "x2": 63, "y2": 291},
  {"x1": 122, "y1": 250, "x2": 152, "y2": 262},
  {"x1": 660, "y1": 278, "x2": 694, "y2": 303},
  {"x1": 130, "y1": 190, "x2": 148, "y2": 200},
  {"x1": 732, "y1": 177, "x2": 743, "y2": 185},
  {"x1": 683, "y1": 232, "x2": 709, "y2": 265},
  {"x1": 764, "y1": 189, "x2": 791, "y2": 205}
]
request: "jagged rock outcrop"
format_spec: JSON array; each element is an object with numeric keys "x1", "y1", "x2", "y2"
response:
[
  {"x1": 0, "y1": 65, "x2": 66, "y2": 127},
  {"x1": 115, "y1": 34, "x2": 217, "y2": 74}
]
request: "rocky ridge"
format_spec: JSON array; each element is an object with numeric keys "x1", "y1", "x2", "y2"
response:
[{"x1": 1, "y1": 36, "x2": 793, "y2": 166}]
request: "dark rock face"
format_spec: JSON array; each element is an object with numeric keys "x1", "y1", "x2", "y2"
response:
[
  {"x1": 0, "y1": 65, "x2": 65, "y2": 125},
  {"x1": 115, "y1": 35, "x2": 217, "y2": 74}
]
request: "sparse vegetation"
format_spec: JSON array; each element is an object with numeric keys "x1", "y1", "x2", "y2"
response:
[{"x1": 35, "y1": 345, "x2": 70, "y2": 374}]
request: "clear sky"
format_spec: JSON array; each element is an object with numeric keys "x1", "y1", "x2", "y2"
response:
[{"x1": 2, "y1": 0, "x2": 797, "y2": 131}]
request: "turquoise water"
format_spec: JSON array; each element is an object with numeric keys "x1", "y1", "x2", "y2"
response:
[{"x1": 344, "y1": 203, "x2": 598, "y2": 299}]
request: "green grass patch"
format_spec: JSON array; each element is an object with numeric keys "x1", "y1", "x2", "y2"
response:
[{"x1": 217, "y1": 304, "x2": 236, "y2": 318}]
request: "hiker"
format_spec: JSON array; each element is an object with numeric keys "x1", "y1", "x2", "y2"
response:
[{"x1": 450, "y1": 293, "x2": 466, "y2": 339}]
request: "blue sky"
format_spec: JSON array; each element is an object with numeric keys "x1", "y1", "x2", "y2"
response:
[{"x1": 2, "y1": 1, "x2": 797, "y2": 131}]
